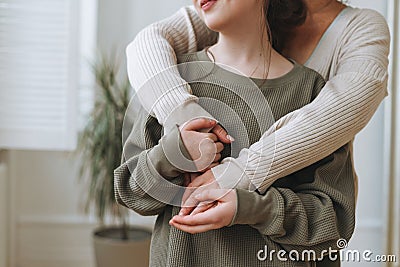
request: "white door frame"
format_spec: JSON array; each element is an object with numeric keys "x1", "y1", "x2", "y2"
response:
[
  {"x1": 0, "y1": 153, "x2": 9, "y2": 267},
  {"x1": 383, "y1": 0, "x2": 400, "y2": 265}
]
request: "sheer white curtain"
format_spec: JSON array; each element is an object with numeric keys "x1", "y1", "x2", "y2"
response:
[{"x1": 0, "y1": 0, "x2": 80, "y2": 150}]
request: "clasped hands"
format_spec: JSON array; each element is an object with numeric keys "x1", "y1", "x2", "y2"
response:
[{"x1": 168, "y1": 118, "x2": 237, "y2": 234}]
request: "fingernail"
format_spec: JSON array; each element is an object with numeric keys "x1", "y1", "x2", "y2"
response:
[
  {"x1": 227, "y1": 135, "x2": 235, "y2": 142},
  {"x1": 179, "y1": 212, "x2": 184, "y2": 216}
]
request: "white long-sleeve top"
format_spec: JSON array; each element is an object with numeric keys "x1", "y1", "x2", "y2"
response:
[{"x1": 126, "y1": 6, "x2": 390, "y2": 193}]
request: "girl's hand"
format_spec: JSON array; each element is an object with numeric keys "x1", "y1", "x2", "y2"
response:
[
  {"x1": 180, "y1": 170, "x2": 220, "y2": 216},
  {"x1": 179, "y1": 118, "x2": 232, "y2": 171},
  {"x1": 169, "y1": 189, "x2": 237, "y2": 234}
]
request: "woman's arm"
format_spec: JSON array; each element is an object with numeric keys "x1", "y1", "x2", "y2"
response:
[
  {"x1": 128, "y1": 7, "x2": 389, "y2": 193},
  {"x1": 211, "y1": 9, "x2": 390, "y2": 193},
  {"x1": 126, "y1": 6, "x2": 218, "y2": 130}
]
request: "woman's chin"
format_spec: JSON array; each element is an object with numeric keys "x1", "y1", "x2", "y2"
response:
[{"x1": 204, "y1": 18, "x2": 225, "y2": 33}]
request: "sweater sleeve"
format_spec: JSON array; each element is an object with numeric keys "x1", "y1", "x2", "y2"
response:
[
  {"x1": 114, "y1": 151, "x2": 183, "y2": 216},
  {"x1": 114, "y1": 115, "x2": 193, "y2": 216},
  {"x1": 212, "y1": 9, "x2": 390, "y2": 193},
  {"x1": 231, "y1": 145, "x2": 356, "y2": 256},
  {"x1": 126, "y1": 6, "x2": 218, "y2": 129}
]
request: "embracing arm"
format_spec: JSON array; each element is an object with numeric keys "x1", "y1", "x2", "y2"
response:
[
  {"x1": 126, "y1": 6, "x2": 218, "y2": 129},
  {"x1": 212, "y1": 9, "x2": 390, "y2": 193},
  {"x1": 128, "y1": 6, "x2": 389, "y2": 193}
]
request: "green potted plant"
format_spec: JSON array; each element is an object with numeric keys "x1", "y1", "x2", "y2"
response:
[{"x1": 77, "y1": 54, "x2": 152, "y2": 267}]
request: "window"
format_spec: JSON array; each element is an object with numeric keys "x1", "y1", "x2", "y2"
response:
[{"x1": 0, "y1": 0, "x2": 80, "y2": 150}]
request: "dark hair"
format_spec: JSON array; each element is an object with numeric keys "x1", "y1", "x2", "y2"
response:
[{"x1": 264, "y1": 0, "x2": 307, "y2": 52}]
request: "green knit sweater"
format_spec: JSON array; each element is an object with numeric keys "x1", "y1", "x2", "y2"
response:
[{"x1": 114, "y1": 50, "x2": 356, "y2": 267}]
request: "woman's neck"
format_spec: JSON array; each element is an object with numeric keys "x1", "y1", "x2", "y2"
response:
[
  {"x1": 303, "y1": 0, "x2": 342, "y2": 14},
  {"x1": 209, "y1": 30, "x2": 293, "y2": 79},
  {"x1": 281, "y1": 0, "x2": 346, "y2": 64}
]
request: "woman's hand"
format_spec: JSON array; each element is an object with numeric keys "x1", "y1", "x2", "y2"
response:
[
  {"x1": 180, "y1": 170, "x2": 220, "y2": 216},
  {"x1": 170, "y1": 189, "x2": 237, "y2": 234},
  {"x1": 179, "y1": 118, "x2": 231, "y2": 171}
]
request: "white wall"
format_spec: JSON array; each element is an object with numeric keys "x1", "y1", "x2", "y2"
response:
[
  {"x1": 7, "y1": 151, "x2": 96, "y2": 267},
  {"x1": 96, "y1": 0, "x2": 192, "y2": 81},
  {"x1": 97, "y1": 0, "x2": 192, "y2": 53}
]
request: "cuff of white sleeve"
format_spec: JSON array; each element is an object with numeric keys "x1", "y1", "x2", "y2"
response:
[{"x1": 211, "y1": 158, "x2": 253, "y2": 190}]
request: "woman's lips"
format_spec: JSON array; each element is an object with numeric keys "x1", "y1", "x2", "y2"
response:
[{"x1": 200, "y1": 0, "x2": 217, "y2": 11}]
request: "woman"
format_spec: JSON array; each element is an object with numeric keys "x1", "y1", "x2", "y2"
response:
[
  {"x1": 126, "y1": 0, "x2": 390, "y2": 200},
  {"x1": 115, "y1": 0, "x2": 364, "y2": 266}
]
